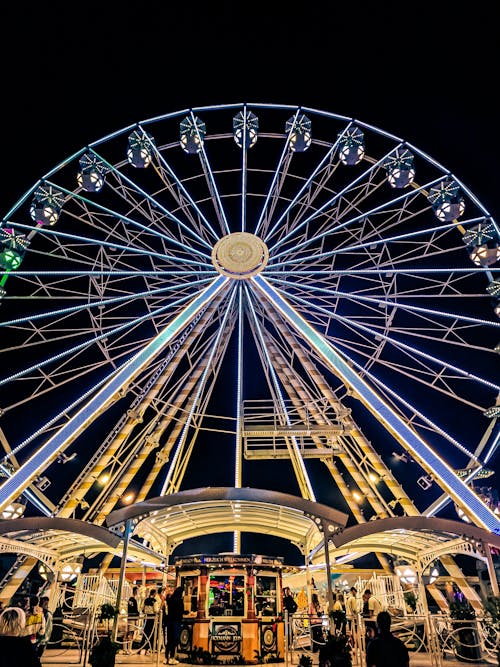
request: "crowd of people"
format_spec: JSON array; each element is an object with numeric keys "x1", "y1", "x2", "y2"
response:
[
  {"x1": 0, "y1": 585, "x2": 185, "y2": 666},
  {"x1": 0, "y1": 583, "x2": 407, "y2": 666},
  {"x1": 282, "y1": 584, "x2": 409, "y2": 667},
  {"x1": 0, "y1": 593, "x2": 53, "y2": 667},
  {"x1": 125, "y1": 584, "x2": 186, "y2": 665}
]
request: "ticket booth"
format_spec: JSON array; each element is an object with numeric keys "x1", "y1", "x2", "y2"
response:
[{"x1": 173, "y1": 554, "x2": 285, "y2": 662}]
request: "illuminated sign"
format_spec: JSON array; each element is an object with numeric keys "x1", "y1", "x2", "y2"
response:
[
  {"x1": 211, "y1": 622, "x2": 242, "y2": 654},
  {"x1": 174, "y1": 554, "x2": 284, "y2": 568}
]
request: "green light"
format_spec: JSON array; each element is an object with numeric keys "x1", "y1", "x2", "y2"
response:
[{"x1": 0, "y1": 248, "x2": 22, "y2": 270}]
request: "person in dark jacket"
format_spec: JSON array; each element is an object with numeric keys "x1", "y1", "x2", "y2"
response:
[
  {"x1": 0, "y1": 606, "x2": 41, "y2": 667},
  {"x1": 165, "y1": 586, "x2": 185, "y2": 665},
  {"x1": 282, "y1": 587, "x2": 297, "y2": 648},
  {"x1": 142, "y1": 588, "x2": 159, "y2": 654},
  {"x1": 125, "y1": 586, "x2": 140, "y2": 654},
  {"x1": 366, "y1": 611, "x2": 409, "y2": 667}
]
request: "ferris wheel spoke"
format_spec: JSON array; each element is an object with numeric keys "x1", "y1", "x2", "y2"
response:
[
  {"x1": 269, "y1": 214, "x2": 490, "y2": 271},
  {"x1": 0, "y1": 277, "x2": 214, "y2": 330},
  {"x1": 7, "y1": 220, "x2": 210, "y2": 269},
  {"x1": 270, "y1": 175, "x2": 447, "y2": 263},
  {"x1": 265, "y1": 266, "x2": 499, "y2": 277},
  {"x1": 263, "y1": 121, "x2": 354, "y2": 244},
  {"x1": 43, "y1": 179, "x2": 213, "y2": 263},
  {"x1": 254, "y1": 108, "x2": 299, "y2": 237},
  {"x1": 240, "y1": 104, "x2": 249, "y2": 232},
  {"x1": 135, "y1": 126, "x2": 221, "y2": 243},
  {"x1": 267, "y1": 280, "x2": 499, "y2": 416},
  {"x1": 192, "y1": 111, "x2": 230, "y2": 236},
  {"x1": 266, "y1": 275, "x2": 500, "y2": 337},
  {"x1": 86, "y1": 146, "x2": 215, "y2": 251},
  {"x1": 251, "y1": 273, "x2": 500, "y2": 531},
  {"x1": 0, "y1": 285, "x2": 212, "y2": 388},
  {"x1": 244, "y1": 284, "x2": 316, "y2": 500},
  {"x1": 267, "y1": 282, "x2": 498, "y2": 415},
  {"x1": 267, "y1": 141, "x2": 409, "y2": 255}
]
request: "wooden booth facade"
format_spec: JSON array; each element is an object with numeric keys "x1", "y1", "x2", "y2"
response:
[{"x1": 173, "y1": 554, "x2": 285, "y2": 661}]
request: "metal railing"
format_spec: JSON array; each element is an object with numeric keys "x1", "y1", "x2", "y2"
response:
[{"x1": 284, "y1": 611, "x2": 500, "y2": 666}]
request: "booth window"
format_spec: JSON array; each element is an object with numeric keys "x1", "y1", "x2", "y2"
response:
[
  {"x1": 208, "y1": 575, "x2": 244, "y2": 616},
  {"x1": 255, "y1": 575, "x2": 277, "y2": 616}
]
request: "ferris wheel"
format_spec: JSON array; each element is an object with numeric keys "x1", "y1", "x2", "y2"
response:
[{"x1": 0, "y1": 102, "x2": 499, "y2": 544}]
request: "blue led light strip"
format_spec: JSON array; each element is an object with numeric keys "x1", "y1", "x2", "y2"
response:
[
  {"x1": 0, "y1": 275, "x2": 228, "y2": 513},
  {"x1": 252, "y1": 274, "x2": 500, "y2": 534}
]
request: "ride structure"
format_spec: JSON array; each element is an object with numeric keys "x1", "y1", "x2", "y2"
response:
[{"x1": 0, "y1": 103, "x2": 498, "y2": 619}]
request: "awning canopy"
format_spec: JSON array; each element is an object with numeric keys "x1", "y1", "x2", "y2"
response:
[
  {"x1": 326, "y1": 516, "x2": 500, "y2": 566},
  {"x1": 106, "y1": 487, "x2": 349, "y2": 557},
  {"x1": 0, "y1": 516, "x2": 163, "y2": 568}
]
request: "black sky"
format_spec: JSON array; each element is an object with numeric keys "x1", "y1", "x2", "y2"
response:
[{"x1": 0, "y1": 3, "x2": 498, "y2": 216}]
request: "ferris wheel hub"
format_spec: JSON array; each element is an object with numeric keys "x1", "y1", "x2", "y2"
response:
[{"x1": 212, "y1": 232, "x2": 269, "y2": 279}]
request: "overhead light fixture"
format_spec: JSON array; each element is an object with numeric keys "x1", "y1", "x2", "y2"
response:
[
  {"x1": 455, "y1": 505, "x2": 471, "y2": 523},
  {"x1": 422, "y1": 563, "x2": 440, "y2": 586},
  {"x1": 395, "y1": 560, "x2": 417, "y2": 585},
  {"x1": 1, "y1": 501, "x2": 25, "y2": 520},
  {"x1": 58, "y1": 560, "x2": 83, "y2": 582}
]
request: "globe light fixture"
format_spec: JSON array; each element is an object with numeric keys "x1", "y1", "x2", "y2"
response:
[
  {"x1": 58, "y1": 560, "x2": 83, "y2": 582},
  {"x1": 233, "y1": 110, "x2": 258, "y2": 149},
  {"x1": 127, "y1": 129, "x2": 154, "y2": 168},
  {"x1": 338, "y1": 126, "x2": 365, "y2": 165},
  {"x1": 286, "y1": 114, "x2": 312, "y2": 152},
  {"x1": 29, "y1": 185, "x2": 64, "y2": 226},
  {"x1": 428, "y1": 180, "x2": 465, "y2": 222},
  {"x1": 180, "y1": 115, "x2": 206, "y2": 154},
  {"x1": 77, "y1": 152, "x2": 107, "y2": 192},
  {"x1": 421, "y1": 563, "x2": 440, "y2": 586},
  {"x1": 395, "y1": 560, "x2": 417, "y2": 585}
]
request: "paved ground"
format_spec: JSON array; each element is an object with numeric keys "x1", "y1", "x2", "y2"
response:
[{"x1": 40, "y1": 649, "x2": 497, "y2": 666}]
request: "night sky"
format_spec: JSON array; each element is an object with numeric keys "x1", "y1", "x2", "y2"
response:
[{"x1": 0, "y1": 3, "x2": 499, "y2": 562}]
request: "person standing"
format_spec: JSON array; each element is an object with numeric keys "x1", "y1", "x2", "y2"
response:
[
  {"x1": 366, "y1": 611, "x2": 409, "y2": 667},
  {"x1": 22, "y1": 596, "x2": 45, "y2": 649},
  {"x1": 165, "y1": 586, "x2": 185, "y2": 665},
  {"x1": 345, "y1": 586, "x2": 359, "y2": 641},
  {"x1": 282, "y1": 587, "x2": 298, "y2": 648},
  {"x1": 332, "y1": 592, "x2": 344, "y2": 612},
  {"x1": 309, "y1": 592, "x2": 323, "y2": 653},
  {"x1": 345, "y1": 587, "x2": 358, "y2": 618},
  {"x1": 331, "y1": 593, "x2": 346, "y2": 633},
  {"x1": 36, "y1": 596, "x2": 53, "y2": 657},
  {"x1": 362, "y1": 589, "x2": 382, "y2": 640},
  {"x1": 0, "y1": 607, "x2": 41, "y2": 667},
  {"x1": 142, "y1": 588, "x2": 160, "y2": 654},
  {"x1": 125, "y1": 586, "x2": 140, "y2": 654}
]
